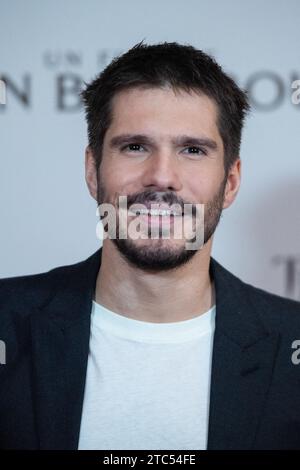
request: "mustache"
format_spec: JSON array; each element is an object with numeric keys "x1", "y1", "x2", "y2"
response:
[
  {"x1": 125, "y1": 190, "x2": 182, "y2": 209},
  {"x1": 119, "y1": 190, "x2": 198, "y2": 216},
  {"x1": 97, "y1": 184, "x2": 200, "y2": 217}
]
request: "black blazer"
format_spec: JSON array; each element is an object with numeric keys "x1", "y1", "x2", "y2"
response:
[{"x1": 1, "y1": 247, "x2": 300, "y2": 450}]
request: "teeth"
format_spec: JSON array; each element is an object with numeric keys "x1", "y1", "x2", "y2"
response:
[{"x1": 128, "y1": 208, "x2": 182, "y2": 216}]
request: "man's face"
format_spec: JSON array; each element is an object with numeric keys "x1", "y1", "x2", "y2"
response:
[{"x1": 86, "y1": 86, "x2": 240, "y2": 271}]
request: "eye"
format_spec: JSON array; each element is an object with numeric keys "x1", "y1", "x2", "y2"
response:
[
  {"x1": 121, "y1": 143, "x2": 146, "y2": 152},
  {"x1": 182, "y1": 146, "x2": 207, "y2": 156}
]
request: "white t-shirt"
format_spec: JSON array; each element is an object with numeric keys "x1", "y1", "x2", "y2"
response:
[{"x1": 78, "y1": 299, "x2": 216, "y2": 450}]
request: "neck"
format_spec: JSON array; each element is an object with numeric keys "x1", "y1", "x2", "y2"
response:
[{"x1": 94, "y1": 239, "x2": 215, "y2": 323}]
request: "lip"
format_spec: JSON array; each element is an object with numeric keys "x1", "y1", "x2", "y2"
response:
[
  {"x1": 127, "y1": 202, "x2": 183, "y2": 216},
  {"x1": 136, "y1": 213, "x2": 180, "y2": 228},
  {"x1": 127, "y1": 211, "x2": 182, "y2": 218},
  {"x1": 142, "y1": 202, "x2": 181, "y2": 211},
  {"x1": 133, "y1": 201, "x2": 181, "y2": 209}
]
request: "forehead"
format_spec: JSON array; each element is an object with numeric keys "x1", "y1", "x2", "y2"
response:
[{"x1": 107, "y1": 86, "x2": 222, "y2": 147}]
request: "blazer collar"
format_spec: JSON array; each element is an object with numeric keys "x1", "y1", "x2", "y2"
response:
[
  {"x1": 30, "y1": 247, "x2": 280, "y2": 449},
  {"x1": 207, "y1": 257, "x2": 281, "y2": 449},
  {"x1": 30, "y1": 249, "x2": 102, "y2": 449}
]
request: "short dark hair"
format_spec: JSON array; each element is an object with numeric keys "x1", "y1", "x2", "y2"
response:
[{"x1": 80, "y1": 40, "x2": 250, "y2": 174}]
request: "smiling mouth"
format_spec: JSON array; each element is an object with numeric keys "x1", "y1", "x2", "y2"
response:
[{"x1": 127, "y1": 208, "x2": 183, "y2": 217}]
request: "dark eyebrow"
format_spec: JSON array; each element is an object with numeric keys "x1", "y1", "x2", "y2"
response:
[
  {"x1": 174, "y1": 135, "x2": 218, "y2": 150},
  {"x1": 108, "y1": 134, "x2": 218, "y2": 151}
]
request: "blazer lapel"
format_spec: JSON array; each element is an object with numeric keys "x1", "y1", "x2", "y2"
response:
[
  {"x1": 207, "y1": 258, "x2": 281, "y2": 449},
  {"x1": 29, "y1": 247, "x2": 281, "y2": 450},
  {"x1": 30, "y1": 249, "x2": 102, "y2": 449}
]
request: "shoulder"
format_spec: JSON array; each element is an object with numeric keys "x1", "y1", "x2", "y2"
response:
[
  {"x1": 0, "y1": 258, "x2": 85, "y2": 319},
  {"x1": 234, "y1": 269, "x2": 300, "y2": 333},
  {"x1": 242, "y1": 277, "x2": 300, "y2": 312},
  {"x1": 243, "y1": 279, "x2": 300, "y2": 331},
  {"x1": 211, "y1": 256, "x2": 300, "y2": 329}
]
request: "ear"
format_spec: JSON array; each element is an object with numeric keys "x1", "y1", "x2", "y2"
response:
[
  {"x1": 85, "y1": 146, "x2": 98, "y2": 201},
  {"x1": 222, "y1": 158, "x2": 241, "y2": 209}
]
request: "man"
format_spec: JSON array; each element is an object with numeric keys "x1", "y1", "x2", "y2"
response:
[{"x1": 1, "y1": 41, "x2": 300, "y2": 450}]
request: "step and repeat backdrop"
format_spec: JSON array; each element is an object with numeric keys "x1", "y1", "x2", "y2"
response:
[{"x1": 0, "y1": 0, "x2": 299, "y2": 300}]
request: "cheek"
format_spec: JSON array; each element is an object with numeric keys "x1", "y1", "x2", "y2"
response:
[
  {"x1": 101, "y1": 151, "x2": 133, "y2": 180},
  {"x1": 99, "y1": 159, "x2": 139, "y2": 200},
  {"x1": 183, "y1": 157, "x2": 224, "y2": 193},
  {"x1": 100, "y1": 157, "x2": 122, "y2": 188},
  {"x1": 186, "y1": 175, "x2": 218, "y2": 203}
]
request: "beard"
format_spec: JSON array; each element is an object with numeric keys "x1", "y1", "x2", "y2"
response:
[{"x1": 97, "y1": 175, "x2": 227, "y2": 273}]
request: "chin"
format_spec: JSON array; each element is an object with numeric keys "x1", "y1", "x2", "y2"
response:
[{"x1": 112, "y1": 237, "x2": 198, "y2": 272}]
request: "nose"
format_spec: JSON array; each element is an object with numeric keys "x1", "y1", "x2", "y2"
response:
[{"x1": 140, "y1": 150, "x2": 183, "y2": 192}]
